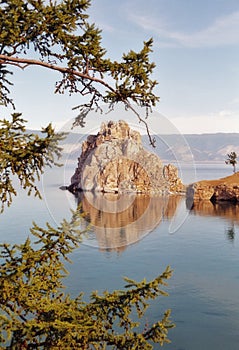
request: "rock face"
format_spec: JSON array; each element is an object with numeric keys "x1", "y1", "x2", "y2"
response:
[
  {"x1": 186, "y1": 183, "x2": 215, "y2": 201},
  {"x1": 69, "y1": 120, "x2": 184, "y2": 194},
  {"x1": 186, "y1": 172, "x2": 239, "y2": 205}
]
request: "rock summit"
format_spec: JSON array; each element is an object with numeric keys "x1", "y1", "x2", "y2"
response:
[{"x1": 69, "y1": 120, "x2": 184, "y2": 194}]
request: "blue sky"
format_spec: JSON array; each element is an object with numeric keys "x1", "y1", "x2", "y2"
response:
[{"x1": 4, "y1": 0, "x2": 239, "y2": 134}]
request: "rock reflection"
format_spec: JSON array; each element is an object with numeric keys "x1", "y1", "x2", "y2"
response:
[
  {"x1": 188, "y1": 201, "x2": 239, "y2": 223},
  {"x1": 188, "y1": 201, "x2": 239, "y2": 242},
  {"x1": 76, "y1": 192, "x2": 183, "y2": 252}
]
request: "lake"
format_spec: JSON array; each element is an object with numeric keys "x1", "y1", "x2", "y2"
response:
[{"x1": 1, "y1": 162, "x2": 239, "y2": 350}]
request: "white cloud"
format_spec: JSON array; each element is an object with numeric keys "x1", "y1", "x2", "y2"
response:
[
  {"x1": 129, "y1": 11, "x2": 239, "y2": 48},
  {"x1": 96, "y1": 22, "x2": 115, "y2": 33},
  {"x1": 26, "y1": 106, "x2": 239, "y2": 135},
  {"x1": 170, "y1": 110, "x2": 239, "y2": 134},
  {"x1": 53, "y1": 107, "x2": 239, "y2": 136},
  {"x1": 230, "y1": 97, "x2": 239, "y2": 105}
]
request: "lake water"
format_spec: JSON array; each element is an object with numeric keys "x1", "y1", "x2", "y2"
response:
[{"x1": 1, "y1": 163, "x2": 239, "y2": 350}]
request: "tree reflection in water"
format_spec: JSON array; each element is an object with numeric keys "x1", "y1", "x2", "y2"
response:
[
  {"x1": 226, "y1": 224, "x2": 235, "y2": 242},
  {"x1": 188, "y1": 200, "x2": 239, "y2": 243}
]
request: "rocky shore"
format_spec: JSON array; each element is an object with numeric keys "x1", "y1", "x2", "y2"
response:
[{"x1": 186, "y1": 172, "x2": 239, "y2": 204}]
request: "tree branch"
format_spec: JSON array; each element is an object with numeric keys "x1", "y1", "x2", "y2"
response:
[
  {"x1": 124, "y1": 101, "x2": 156, "y2": 147},
  {"x1": 0, "y1": 54, "x2": 116, "y2": 94},
  {"x1": 0, "y1": 54, "x2": 156, "y2": 146}
]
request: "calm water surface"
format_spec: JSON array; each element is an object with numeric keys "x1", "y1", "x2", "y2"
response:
[{"x1": 1, "y1": 163, "x2": 239, "y2": 350}]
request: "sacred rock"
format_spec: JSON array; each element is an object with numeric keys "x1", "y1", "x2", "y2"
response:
[{"x1": 68, "y1": 120, "x2": 184, "y2": 194}]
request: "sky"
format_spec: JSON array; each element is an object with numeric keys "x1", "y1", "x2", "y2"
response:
[{"x1": 2, "y1": 0, "x2": 239, "y2": 134}]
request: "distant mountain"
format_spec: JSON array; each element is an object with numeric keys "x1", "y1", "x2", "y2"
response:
[
  {"x1": 152, "y1": 133, "x2": 239, "y2": 162},
  {"x1": 29, "y1": 129, "x2": 239, "y2": 163}
]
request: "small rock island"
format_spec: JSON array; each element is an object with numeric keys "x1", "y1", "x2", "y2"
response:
[{"x1": 68, "y1": 120, "x2": 184, "y2": 195}]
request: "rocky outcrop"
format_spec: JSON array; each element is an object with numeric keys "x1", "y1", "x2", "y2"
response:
[
  {"x1": 69, "y1": 120, "x2": 184, "y2": 194},
  {"x1": 186, "y1": 172, "x2": 239, "y2": 205},
  {"x1": 186, "y1": 183, "x2": 215, "y2": 201},
  {"x1": 163, "y1": 164, "x2": 185, "y2": 193}
]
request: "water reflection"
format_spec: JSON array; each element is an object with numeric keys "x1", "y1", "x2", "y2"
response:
[
  {"x1": 75, "y1": 192, "x2": 183, "y2": 251},
  {"x1": 226, "y1": 224, "x2": 235, "y2": 242},
  {"x1": 188, "y1": 200, "x2": 239, "y2": 242},
  {"x1": 188, "y1": 200, "x2": 239, "y2": 223}
]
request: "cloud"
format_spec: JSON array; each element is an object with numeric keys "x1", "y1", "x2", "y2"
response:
[
  {"x1": 230, "y1": 97, "x2": 239, "y2": 105},
  {"x1": 169, "y1": 110, "x2": 239, "y2": 134},
  {"x1": 53, "y1": 106, "x2": 239, "y2": 136},
  {"x1": 129, "y1": 11, "x2": 239, "y2": 48},
  {"x1": 96, "y1": 22, "x2": 115, "y2": 33}
]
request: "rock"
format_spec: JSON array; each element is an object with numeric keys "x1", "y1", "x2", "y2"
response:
[
  {"x1": 163, "y1": 164, "x2": 185, "y2": 193},
  {"x1": 69, "y1": 120, "x2": 184, "y2": 194},
  {"x1": 212, "y1": 184, "x2": 239, "y2": 202},
  {"x1": 186, "y1": 182, "x2": 215, "y2": 201},
  {"x1": 59, "y1": 185, "x2": 68, "y2": 191},
  {"x1": 186, "y1": 172, "x2": 239, "y2": 205}
]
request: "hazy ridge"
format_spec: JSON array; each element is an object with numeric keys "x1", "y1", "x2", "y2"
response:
[
  {"x1": 150, "y1": 133, "x2": 239, "y2": 162},
  {"x1": 30, "y1": 130, "x2": 239, "y2": 162}
]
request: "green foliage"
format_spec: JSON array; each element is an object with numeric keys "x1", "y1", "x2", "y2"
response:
[
  {"x1": 0, "y1": 64, "x2": 13, "y2": 107},
  {"x1": 0, "y1": 0, "x2": 159, "y2": 130},
  {"x1": 225, "y1": 151, "x2": 237, "y2": 173},
  {"x1": 0, "y1": 214, "x2": 174, "y2": 349},
  {"x1": 0, "y1": 113, "x2": 65, "y2": 211},
  {"x1": 0, "y1": 2, "x2": 174, "y2": 348}
]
